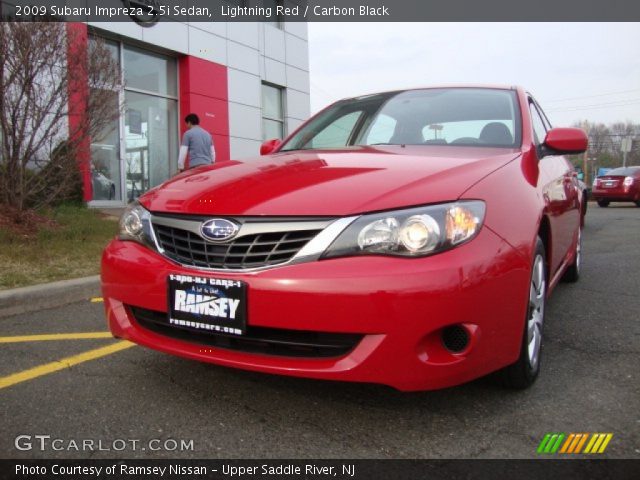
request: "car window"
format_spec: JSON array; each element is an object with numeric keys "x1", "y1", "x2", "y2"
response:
[
  {"x1": 280, "y1": 88, "x2": 522, "y2": 151},
  {"x1": 420, "y1": 120, "x2": 515, "y2": 145},
  {"x1": 306, "y1": 111, "x2": 363, "y2": 149},
  {"x1": 364, "y1": 114, "x2": 397, "y2": 144},
  {"x1": 529, "y1": 102, "x2": 547, "y2": 145},
  {"x1": 605, "y1": 167, "x2": 640, "y2": 176}
]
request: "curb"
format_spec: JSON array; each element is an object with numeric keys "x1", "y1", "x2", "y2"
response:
[{"x1": 0, "y1": 276, "x2": 101, "y2": 318}]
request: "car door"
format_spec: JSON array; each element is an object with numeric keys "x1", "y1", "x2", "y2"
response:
[{"x1": 530, "y1": 99, "x2": 579, "y2": 276}]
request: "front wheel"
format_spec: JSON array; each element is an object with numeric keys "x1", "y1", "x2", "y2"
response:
[
  {"x1": 500, "y1": 237, "x2": 546, "y2": 389},
  {"x1": 597, "y1": 199, "x2": 609, "y2": 207}
]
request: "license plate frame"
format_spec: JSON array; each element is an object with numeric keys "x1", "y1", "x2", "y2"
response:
[{"x1": 167, "y1": 274, "x2": 247, "y2": 336}]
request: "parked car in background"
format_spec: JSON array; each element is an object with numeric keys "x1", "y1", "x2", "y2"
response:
[
  {"x1": 102, "y1": 86, "x2": 587, "y2": 391},
  {"x1": 92, "y1": 168, "x2": 116, "y2": 200},
  {"x1": 592, "y1": 166, "x2": 640, "y2": 207}
]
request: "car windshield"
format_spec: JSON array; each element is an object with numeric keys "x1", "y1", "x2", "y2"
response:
[
  {"x1": 280, "y1": 88, "x2": 521, "y2": 151},
  {"x1": 603, "y1": 167, "x2": 640, "y2": 176}
]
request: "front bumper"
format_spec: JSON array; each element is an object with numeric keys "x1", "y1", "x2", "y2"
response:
[{"x1": 101, "y1": 227, "x2": 529, "y2": 391}]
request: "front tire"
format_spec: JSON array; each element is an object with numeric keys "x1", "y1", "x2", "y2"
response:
[
  {"x1": 501, "y1": 237, "x2": 546, "y2": 389},
  {"x1": 597, "y1": 199, "x2": 609, "y2": 207}
]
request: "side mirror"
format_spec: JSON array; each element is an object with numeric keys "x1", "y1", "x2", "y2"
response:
[
  {"x1": 543, "y1": 128, "x2": 588, "y2": 155},
  {"x1": 260, "y1": 139, "x2": 281, "y2": 156}
]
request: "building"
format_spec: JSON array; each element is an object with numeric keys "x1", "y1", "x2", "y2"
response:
[{"x1": 56, "y1": 17, "x2": 310, "y2": 206}]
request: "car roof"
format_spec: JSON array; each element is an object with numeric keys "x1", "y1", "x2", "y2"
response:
[{"x1": 344, "y1": 84, "x2": 520, "y2": 102}]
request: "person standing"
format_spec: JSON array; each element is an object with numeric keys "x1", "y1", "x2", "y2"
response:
[{"x1": 178, "y1": 113, "x2": 215, "y2": 172}]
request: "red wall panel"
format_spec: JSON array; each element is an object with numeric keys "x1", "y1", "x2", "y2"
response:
[
  {"x1": 179, "y1": 56, "x2": 230, "y2": 165},
  {"x1": 179, "y1": 56, "x2": 228, "y2": 101},
  {"x1": 66, "y1": 23, "x2": 91, "y2": 201}
]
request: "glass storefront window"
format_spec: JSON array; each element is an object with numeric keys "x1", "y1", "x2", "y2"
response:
[
  {"x1": 90, "y1": 90, "x2": 121, "y2": 201},
  {"x1": 89, "y1": 35, "x2": 178, "y2": 204},
  {"x1": 124, "y1": 45, "x2": 177, "y2": 96},
  {"x1": 124, "y1": 92, "x2": 178, "y2": 202}
]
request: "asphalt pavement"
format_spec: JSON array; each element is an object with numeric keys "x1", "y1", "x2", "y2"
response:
[{"x1": 1, "y1": 204, "x2": 639, "y2": 459}]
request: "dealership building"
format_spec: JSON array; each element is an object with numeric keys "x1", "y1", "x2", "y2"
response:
[{"x1": 4, "y1": 10, "x2": 311, "y2": 206}]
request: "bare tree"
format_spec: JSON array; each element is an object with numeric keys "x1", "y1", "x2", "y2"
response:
[
  {"x1": 0, "y1": 21, "x2": 122, "y2": 212},
  {"x1": 573, "y1": 120, "x2": 640, "y2": 172}
]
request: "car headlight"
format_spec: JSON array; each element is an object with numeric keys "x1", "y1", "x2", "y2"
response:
[
  {"x1": 623, "y1": 176, "x2": 633, "y2": 187},
  {"x1": 323, "y1": 201, "x2": 485, "y2": 259},
  {"x1": 118, "y1": 202, "x2": 156, "y2": 248}
]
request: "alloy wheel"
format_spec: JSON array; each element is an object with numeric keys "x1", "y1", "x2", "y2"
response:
[{"x1": 527, "y1": 254, "x2": 546, "y2": 368}]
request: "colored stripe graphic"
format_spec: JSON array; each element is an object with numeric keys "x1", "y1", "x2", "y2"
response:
[
  {"x1": 541, "y1": 433, "x2": 613, "y2": 454},
  {"x1": 537, "y1": 433, "x2": 564, "y2": 454},
  {"x1": 559, "y1": 434, "x2": 575, "y2": 453},
  {"x1": 584, "y1": 433, "x2": 613, "y2": 454},
  {"x1": 537, "y1": 434, "x2": 552, "y2": 453},
  {"x1": 574, "y1": 434, "x2": 589, "y2": 453},
  {"x1": 597, "y1": 434, "x2": 613, "y2": 453},
  {"x1": 549, "y1": 434, "x2": 565, "y2": 453}
]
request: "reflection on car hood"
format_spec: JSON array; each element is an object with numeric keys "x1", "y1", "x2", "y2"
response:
[{"x1": 140, "y1": 145, "x2": 521, "y2": 216}]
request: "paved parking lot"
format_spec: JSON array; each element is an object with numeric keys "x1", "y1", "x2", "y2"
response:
[{"x1": 1, "y1": 205, "x2": 639, "y2": 459}]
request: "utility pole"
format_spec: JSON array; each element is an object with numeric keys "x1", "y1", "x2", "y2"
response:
[{"x1": 620, "y1": 136, "x2": 632, "y2": 168}]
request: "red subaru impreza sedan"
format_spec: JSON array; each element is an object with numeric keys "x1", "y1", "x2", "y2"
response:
[{"x1": 102, "y1": 86, "x2": 587, "y2": 391}]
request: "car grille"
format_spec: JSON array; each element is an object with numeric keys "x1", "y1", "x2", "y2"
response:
[
  {"x1": 129, "y1": 306, "x2": 363, "y2": 359},
  {"x1": 153, "y1": 224, "x2": 322, "y2": 270}
]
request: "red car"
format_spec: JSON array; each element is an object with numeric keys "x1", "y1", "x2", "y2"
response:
[
  {"x1": 592, "y1": 166, "x2": 640, "y2": 207},
  {"x1": 102, "y1": 86, "x2": 588, "y2": 391}
]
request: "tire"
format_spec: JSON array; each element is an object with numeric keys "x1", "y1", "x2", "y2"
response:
[
  {"x1": 501, "y1": 237, "x2": 546, "y2": 389},
  {"x1": 597, "y1": 199, "x2": 609, "y2": 207},
  {"x1": 562, "y1": 226, "x2": 582, "y2": 283},
  {"x1": 635, "y1": 201, "x2": 640, "y2": 208}
]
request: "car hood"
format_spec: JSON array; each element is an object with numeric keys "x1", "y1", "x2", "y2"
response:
[{"x1": 141, "y1": 146, "x2": 521, "y2": 216}]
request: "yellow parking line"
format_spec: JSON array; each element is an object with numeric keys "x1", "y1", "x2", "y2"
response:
[
  {"x1": 0, "y1": 332, "x2": 114, "y2": 343},
  {"x1": 90, "y1": 297, "x2": 104, "y2": 303},
  {"x1": 0, "y1": 341, "x2": 134, "y2": 390}
]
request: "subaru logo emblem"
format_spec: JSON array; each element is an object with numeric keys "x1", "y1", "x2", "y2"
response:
[{"x1": 200, "y1": 219, "x2": 239, "y2": 242}]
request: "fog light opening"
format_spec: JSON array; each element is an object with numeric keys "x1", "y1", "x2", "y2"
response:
[{"x1": 441, "y1": 325, "x2": 469, "y2": 353}]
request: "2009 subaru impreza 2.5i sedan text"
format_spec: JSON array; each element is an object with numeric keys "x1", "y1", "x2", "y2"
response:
[{"x1": 102, "y1": 86, "x2": 588, "y2": 391}]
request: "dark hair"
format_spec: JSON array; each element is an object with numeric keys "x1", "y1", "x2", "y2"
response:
[{"x1": 184, "y1": 113, "x2": 199, "y2": 125}]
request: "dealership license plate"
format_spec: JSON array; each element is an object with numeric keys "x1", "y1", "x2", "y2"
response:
[
  {"x1": 604, "y1": 181, "x2": 616, "y2": 187},
  {"x1": 167, "y1": 274, "x2": 247, "y2": 336}
]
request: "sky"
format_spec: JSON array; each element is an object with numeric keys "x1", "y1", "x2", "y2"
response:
[{"x1": 307, "y1": 23, "x2": 640, "y2": 127}]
